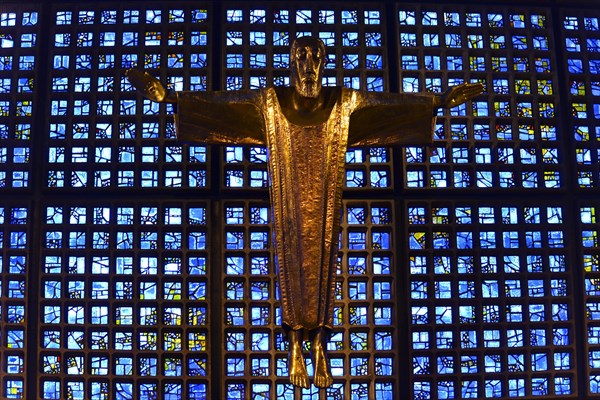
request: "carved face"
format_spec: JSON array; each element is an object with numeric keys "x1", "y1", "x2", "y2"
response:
[{"x1": 291, "y1": 37, "x2": 325, "y2": 98}]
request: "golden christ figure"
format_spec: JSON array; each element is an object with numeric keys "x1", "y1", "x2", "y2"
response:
[{"x1": 127, "y1": 36, "x2": 483, "y2": 389}]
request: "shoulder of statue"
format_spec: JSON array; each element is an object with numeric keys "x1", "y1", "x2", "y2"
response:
[
  {"x1": 272, "y1": 86, "x2": 293, "y2": 108},
  {"x1": 337, "y1": 87, "x2": 363, "y2": 109},
  {"x1": 324, "y1": 86, "x2": 346, "y2": 100},
  {"x1": 273, "y1": 86, "x2": 293, "y2": 95}
]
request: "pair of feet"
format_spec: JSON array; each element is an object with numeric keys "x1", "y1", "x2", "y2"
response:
[{"x1": 288, "y1": 329, "x2": 333, "y2": 388}]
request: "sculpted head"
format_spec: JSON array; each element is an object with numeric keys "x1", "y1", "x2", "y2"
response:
[{"x1": 290, "y1": 36, "x2": 326, "y2": 98}]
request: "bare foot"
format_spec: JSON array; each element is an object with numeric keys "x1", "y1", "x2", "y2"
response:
[
  {"x1": 312, "y1": 330, "x2": 333, "y2": 388},
  {"x1": 288, "y1": 330, "x2": 309, "y2": 388}
]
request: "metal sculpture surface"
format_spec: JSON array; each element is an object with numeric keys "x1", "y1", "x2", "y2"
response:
[{"x1": 126, "y1": 36, "x2": 483, "y2": 388}]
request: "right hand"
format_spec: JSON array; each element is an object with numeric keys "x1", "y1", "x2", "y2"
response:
[
  {"x1": 125, "y1": 69, "x2": 170, "y2": 103},
  {"x1": 439, "y1": 83, "x2": 484, "y2": 109}
]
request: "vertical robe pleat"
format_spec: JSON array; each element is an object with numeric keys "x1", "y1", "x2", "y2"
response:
[{"x1": 262, "y1": 88, "x2": 357, "y2": 332}]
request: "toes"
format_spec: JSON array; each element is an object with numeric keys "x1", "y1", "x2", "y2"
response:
[
  {"x1": 291, "y1": 373, "x2": 310, "y2": 388},
  {"x1": 314, "y1": 374, "x2": 333, "y2": 388}
]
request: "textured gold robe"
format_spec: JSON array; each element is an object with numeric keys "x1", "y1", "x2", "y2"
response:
[{"x1": 175, "y1": 87, "x2": 436, "y2": 332}]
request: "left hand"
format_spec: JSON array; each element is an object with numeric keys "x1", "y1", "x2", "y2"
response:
[
  {"x1": 126, "y1": 69, "x2": 171, "y2": 103},
  {"x1": 439, "y1": 83, "x2": 485, "y2": 108}
]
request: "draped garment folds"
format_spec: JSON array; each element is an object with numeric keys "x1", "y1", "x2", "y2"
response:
[{"x1": 175, "y1": 87, "x2": 436, "y2": 333}]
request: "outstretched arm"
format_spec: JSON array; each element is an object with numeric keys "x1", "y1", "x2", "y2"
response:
[
  {"x1": 348, "y1": 83, "x2": 484, "y2": 146},
  {"x1": 125, "y1": 69, "x2": 266, "y2": 145}
]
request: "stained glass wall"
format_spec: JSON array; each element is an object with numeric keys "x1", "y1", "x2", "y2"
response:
[
  {"x1": 397, "y1": 5, "x2": 576, "y2": 399},
  {"x1": 563, "y1": 9, "x2": 600, "y2": 399},
  {"x1": 40, "y1": 4, "x2": 212, "y2": 399},
  {"x1": 0, "y1": 7, "x2": 37, "y2": 400},
  {"x1": 1, "y1": 1, "x2": 600, "y2": 399}
]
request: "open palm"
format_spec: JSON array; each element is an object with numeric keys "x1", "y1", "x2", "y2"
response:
[
  {"x1": 442, "y1": 83, "x2": 484, "y2": 108},
  {"x1": 126, "y1": 69, "x2": 169, "y2": 103}
]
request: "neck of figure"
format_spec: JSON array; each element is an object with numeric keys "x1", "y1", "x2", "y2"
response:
[
  {"x1": 291, "y1": 88, "x2": 324, "y2": 115},
  {"x1": 275, "y1": 85, "x2": 337, "y2": 127}
]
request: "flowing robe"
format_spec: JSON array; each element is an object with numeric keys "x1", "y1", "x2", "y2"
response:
[{"x1": 175, "y1": 87, "x2": 436, "y2": 333}]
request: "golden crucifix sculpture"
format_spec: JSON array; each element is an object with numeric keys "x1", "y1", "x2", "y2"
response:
[{"x1": 126, "y1": 36, "x2": 483, "y2": 389}]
